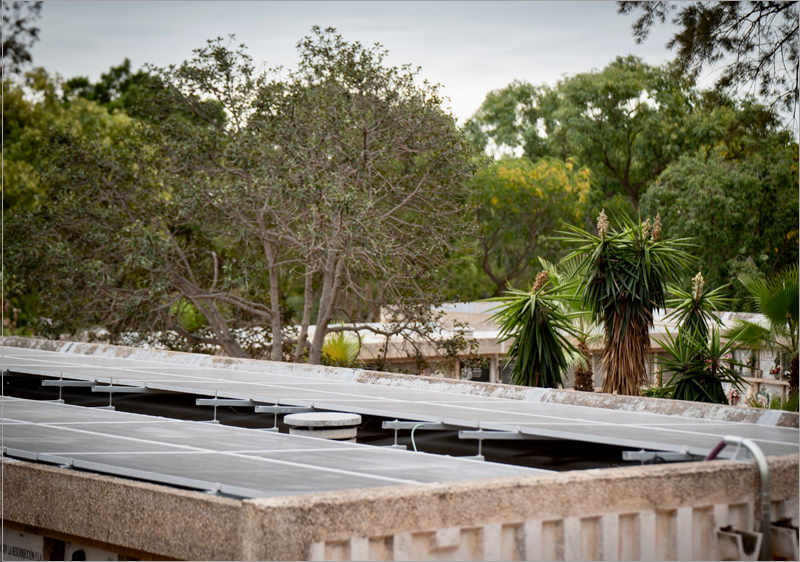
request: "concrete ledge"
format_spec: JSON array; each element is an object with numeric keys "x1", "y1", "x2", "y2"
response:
[
  {"x1": 2, "y1": 459, "x2": 244, "y2": 561},
  {"x1": 4, "y1": 455, "x2": 798, "y2": 561},
  {"x1": 3, "y1": 336, "x2": 797, "y2": 427}
]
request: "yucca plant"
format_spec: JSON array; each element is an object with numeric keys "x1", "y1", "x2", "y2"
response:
[
  {"x1": 666, "y1": 272, "x2": 732, "y2": 343},
  {"x1": 652, "y1": 272, "x2": 743, "y2": 403},
  {"x1": 724, "y1": 265, "x2": 799, "y2": 392},
  {"x1": 656, "y1": 327, "x2": 745, "y2": 404},
  {"x1": 559, "y1": 211, "x2": 696, "y2": 395},
  {"x1": 540, "y1": 258, "x2": 600, "y2": 391},
  {"x1": 489, "y1": 270, "x2": 582, "y2": 387},
  {"x1": 322, "y1": 330, "x2": 361, "y2": 367}
]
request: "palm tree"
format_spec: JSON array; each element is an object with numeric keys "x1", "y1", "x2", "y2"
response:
[
  {"x1": 488, "y1": 270, "x2": 582, "y2": 388},
  {"x1": 560, "y1": 212, "x2": 696, "y2": 395},
  {"x1": 725, "y1": 265, "x2": 799, "y2": 392}
]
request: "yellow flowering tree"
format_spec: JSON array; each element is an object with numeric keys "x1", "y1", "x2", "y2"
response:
[{"x1": 470, "y1": 157, "x2": 589, "y2": 296}]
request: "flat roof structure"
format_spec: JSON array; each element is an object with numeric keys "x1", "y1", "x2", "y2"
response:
[
  {"x1": 1, "y1": 397, "x2": 545, "y2": 499},
  {"x1": 2, "y1": 346, "x2": 798, "y2": 459}
]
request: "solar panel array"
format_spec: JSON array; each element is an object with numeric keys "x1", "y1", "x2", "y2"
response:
[
  {"x1": 2, "y1": 397, "x2": 545, "y2": 498},
  {"x1": 3, "y1": 346, "x2": 798, "y2": 459}
]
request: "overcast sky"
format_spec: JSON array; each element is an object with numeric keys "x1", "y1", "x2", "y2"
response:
[{"x1": 32, "y1": 1, "x2": 689, "y2": 123}]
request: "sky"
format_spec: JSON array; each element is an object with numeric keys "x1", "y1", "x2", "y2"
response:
[{"x1": 31, "y1": 1, "x2": 689, "y2": 123}]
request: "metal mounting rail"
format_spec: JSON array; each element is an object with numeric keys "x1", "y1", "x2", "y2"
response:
[
  {"x1": 91, "y1": 385, "x2": 152, "y2": 393},
  {"x1": 458, "y1": 430, "x2": 559, "y2": 441},
  {"x1": 382, "y1": 421, "x2": 459, "y2": 431},
  {"x1": 195, "y1": 399, "x2": 261, "y2": 407},
  {"x1": 254, "y1": 405, "x2": 316, "y2": 431},
  {"x1": 382, "y1": 420, "x2": 462, "y2": 449},
  {"x1": 41, "y1": 375, "x2": 94, "y2": 403},
  {"x1": 622, "y1": 450, "x2": 698, "y2": 463}
]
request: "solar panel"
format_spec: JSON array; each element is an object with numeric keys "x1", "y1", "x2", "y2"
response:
[
  {"x1": 1, "y1": 397, "x2": 546, "y2": 499},
  {"x1": 2, "y1": 347, "x2": 797, "y2": 459}
]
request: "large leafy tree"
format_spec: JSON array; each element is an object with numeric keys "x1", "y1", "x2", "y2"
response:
[
  {"x1": 9, "y1": 28, "x2": 478, "y2": 364},
  {"x1": 467, "y1": 57, "x2": 787, "y2": 215},
  {"x1": 618, "y1": 1, "x2": 799, "y2": 117},
  {"x1": 640, "y1": 134, "x2": 799, "y2": 303},
  {"x1": 467, "y1": 56, "x2": 696, "y2": 209},
  {"x1": 469, "y1": 157, "x2": 589, "y2": 296}
]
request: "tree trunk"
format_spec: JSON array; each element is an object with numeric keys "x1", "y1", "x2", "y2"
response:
[
  {"x1": 573, "y1": 340, "x2": 595, "y2": 392},
  {"x1": 293, "y1": 269, "x2": 315, "y2": 363},
  {"x1": 193, "y1": 298, "x2": 249, "y2": 358},
  {"x1": 263, "y1": 241, "x2": 283, "y2": 362},
  {"x1": 601, "y1": 301, "x2": 650, "y2": 396},
  {"x1": 309, "y1": 256, "x2": 345, "y2": 364},
  {"x1": 790, "y1": 355, "x2": 798, "y2": 393}
]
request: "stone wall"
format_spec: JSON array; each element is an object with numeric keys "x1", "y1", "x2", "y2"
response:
[{"x1": 3, "y1": 455, "x2": 798, "y2": 561}]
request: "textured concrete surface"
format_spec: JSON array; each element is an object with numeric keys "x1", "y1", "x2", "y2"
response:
[
  {"x1": 4, "y1": 454, "x2": 798, "y2": 560},
  {"x1": 4, "y1": 336, "x2": 796, "y2": 427},
  {"x1": 242, "y1": 455, "x2": 800, "y2": 560},
  {"x1": 2, "y1": 459, "x2": 244, "y2": 561}
]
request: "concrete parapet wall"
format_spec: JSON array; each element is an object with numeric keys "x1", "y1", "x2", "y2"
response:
[
  {"x1": 3, "y1": 336, "x2": 797, "y2": 427},
  {"x1": 3, "y1": 455, "x2": 798, "y2": 561}
]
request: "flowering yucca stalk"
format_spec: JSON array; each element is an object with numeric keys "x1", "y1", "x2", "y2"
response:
[
  {"x1": 488, "y1": 270, "x2": 582, "y2": 388},
  {"x1": 558, "y1": 212, "x2": 696, "y2": 395},
  {"x1": 666, "y1": 271, "x2": 732, "y2": 343}
]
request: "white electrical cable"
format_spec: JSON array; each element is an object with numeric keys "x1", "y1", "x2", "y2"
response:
[{"x1": 410, "y1": 423, "x2": 426, "y2": 452}]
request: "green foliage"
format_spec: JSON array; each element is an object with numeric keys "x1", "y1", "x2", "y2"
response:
[
  {"x1": 170, "y1": 300, "x2": 207, "y2": 333},
  {"x1": 665, "y1": 272, "x2": 732, "y2": 342},
  {"x1": 322, "y1": 330, "x2": 361, "y2": 367},
  {"x1": 3, "y1": 72, "x2": 134, "y2": 212},
  {"x1": 725, "y1": 265, "x2": 799, "y2": 390},
  {"x1": 488, "y1": 272, "x2": 582, "y2": 388},
  {"x1": 468, "y1": 156, "x2": 590, "y2": 296},
  {"x1": 770, "y1": 392, "x2": 799, "y2": 412},
  {"x1": 619, "y1": 1, "x2": 799, "y2": 115},
  {"x1": 468, "y1": 56, "x2": 697, "y2": 208},
  {"x1": 560, "y1": 212, "x2": 696, "y2": 395},
  {"x1": 640, "y1": 142, "x2": 799, "y2": 305},
  {"x1": 656, "y1": 327, "x2": 745, "y2": 404},
  {"x1": 658, "y1": 274, "x2": 746, "y2": 404}
]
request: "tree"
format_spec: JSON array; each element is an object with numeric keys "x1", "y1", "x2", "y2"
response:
[
  {"x1": 655, "y1": 326, "x2": 746, "y2": 403},
  {"x1": 640, "y1": 137, "x2": 799, "y2": 303},
  {"x1": 3, "y1": 69, "x2": 133, "y2": 212},
  {"x1": 470, "y1": 157, "x2": 590, "y2": 296},
  {"x1": 2, "y1": 1, "x2": 42, "y2": 76},
  {"x1": 9, "y1": 29, "x2": 478, "y2": 364},
  {"x1": 561, "y1": 212, "x2": 696, "y2": 395},
  {"x1": 468, "y1": 57, "x2": 699, "y2": 210},
  {"x1": 618, "y1": 1, "x2": 799, "y2": 117},
  {"x1": 64, "y1": 58, "x2": 152, "y2": 112}
]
